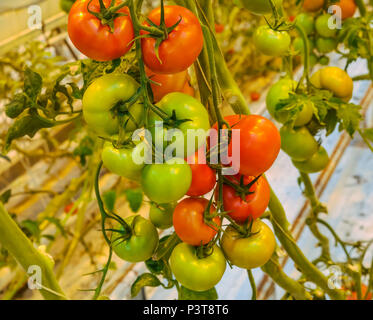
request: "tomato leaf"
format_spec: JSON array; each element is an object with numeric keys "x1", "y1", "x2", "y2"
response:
[
  {"x1": 153, "y1": 233, "x2": 181, "y2": 261},
  {"x1": 335, "y1": 102, "x2": 362, "y2": 137},
  {"x1": 5, "y1": 94, "x2": 26, "y2": 119},
  {"x1": 0, "y1": 190, "x2": 12, "y2": 204},
  {"x1": 145, "y1": 258, "x2": 166, "y2": 275},
  {"x1": 362, "y1": 128, "x2": 373, "y2": 143},
  {"x1": 131, "y1": 273, "x2": 162, "y2": 298},
  {"x1": 125, "y1": 188, "x2": 143, "y2": 213},
  {"x1": 103, "y1": 190, "x2": 117, "y2": 212},
  {"x1": 20, "y1": 220, "x2": 40, "y2": 240},
  {"x1": 179, "y1": 286, "x2": 218, "y2": 300},
  {"x1": 24, "y1": 68, "x2": 42, "y2": 102},
  {"x1": 73, "y1": 136, "x2": 94, "y2": 166}
]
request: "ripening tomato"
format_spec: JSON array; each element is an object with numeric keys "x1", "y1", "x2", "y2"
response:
[
  {"x1": 212, "y1": 115, "x2": 281, "y2": 177},
  {"x1": 295, "y1": 13, "x2": 315, "y2": 35},
  {"x1": 316, "y1": 37, "x2": 338, "y2": 54},
  {"x1": 173, "y1": 197, "x2": 221, "y2": 246},
  {"x1": 181, "y1": 80, "x2": 195, "y2": 97},
  {"x1": 215, "y1": 23, "x2": 225, "y2": 34},
  {"x1": 68, "y1": 0, "x2": 134, "y2": 61},
  {"x1": 169, "y1": 243, "x2": 226, "y2": 292},
  {"x1": 186, "y1": 150, "x2": 216, "y2": 197},
  {"x1": 64, "y1": 203, "x2": 78, "y2": 215},
  {"x1": 334, "y1": 0, "x2": 357, "y2": 20},
  {"x1": 303, "y1": 0, "x2": 324, "y2": 12},
  {"x1": 217, "y1": 175, "x2": 270, "y2": 224},
  {"x1": 253, "y1": 25, "x2": 291, "y2": 56},
  {"x1": 310, "y1": 67, "x2": 354, "y2": 101},
  {"x1": 221, "y1": 219, "x2": 276, "y2": 269},
  {"x1": 141, "y1": 6, "x2": 203, "y2": 74},
  {"x1": 146, "y1": 67, "x2": 188, "y2": 102},
  {"x1": 250, "y1": 92, "x2": 261, "y2": 102}
]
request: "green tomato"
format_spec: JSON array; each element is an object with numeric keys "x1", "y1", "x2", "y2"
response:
[
  {"x1": 169, "y1": 243, "x2": 226, "y2": 292},
  {"x1": 221, "y1": 220, "x2": 276, "y2": 269},
  {"x1": 315, "y1": 14, "x2": 337, "y2": 38},
  {"x1": 295, "y1": 13, "x2": 315, "y2": 35},
  {"x1": 309, "y1": 53, "x2": 318, "y2": 67},
  {"x1": 239, "y1": 0, "x2": 283, "y2": 15},
  {"x1": 141, "y1": 159, "x2": 192, "y2": 204},
  {"x1": 292, "y1": 147, "x2": 330, "y2": 173},
  {"x1": 149, "y1": 93, "x2": 211, "y2": 157},
  {"x1": 280, "y1": 126, "x2": 319, "y2": 161},
  {"x1": 101, "y1": 138, "x2": 144, "y2": 181},
  {"x1": 83, "y1": 74, "x2": 144, "y2": 137},
  {"x1": 254, "y1": 25, "x2": 291, "y2": 56},
  {"x1": 149, "y1": 202, "x2": 176, "y2": 229},
  {"x1": 266, "y1": 79, "x2": 313, "y2": 127},
  {"x1": 318, "y1": 56, "x2": 330, "y2": 66},
  {"x1": 112, "y1": 215, "x2": 159, "y2": 263},
  {"x1": 316, "y1": 37, "x2": 338, "y2": 54},
  {"x1": 293, "y1": 37, "x2": 315, "y2": 55}
]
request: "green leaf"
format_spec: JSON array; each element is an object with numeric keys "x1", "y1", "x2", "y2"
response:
[
  {"x1": 362, "y1": 128, "x2": 373, "y2": 143},
  {"x1": 43, "y1": 217, "x2": 67, "y2": 238},
  {"x1": 335, "y1": 102, "x2": 362, "y2": 137},
  {"x1": 5, "y1": 94, "x2": 26, "y2": 119},
  {"x1": 103, "y1": 190, "x2": 117, "y2": 212},
  {"x1": 73, "y1": 136, "x2": 94, "y2": 166},
  {"x1": 21, "y1": 220, "x2": 40, "y2": 240},
  {"x1": 153, "y1": 233, "x2": 181, "y2": 261},
  {"x1": 125, "y1": 188, "x2": 143, "y2": 213},
  {"x1": 24, "y1": 68, "x2": 42, "y2": 102},
  {"x1": 145, "y1": 258, "x2": 166, "y2": 275},
  {"x1": 4, "y1": 111, "x2": 54, "y2": 151},
  {"x1": 131, "y1": 273, "x2": 162, "y2": 298},
  {"x1": 179, "y1": 286, "x2": 218, "y2": 300},
  {"x1": 0, "y1": 190, "x2": 12, "y2": 204}
]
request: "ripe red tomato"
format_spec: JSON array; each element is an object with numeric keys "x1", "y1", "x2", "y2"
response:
[
  {"x1": 141, "y1": 6, "x2": 203, "y2": 74},
  {"x1": 346, "y1": 284, "x2": 372, "y2": 300},
  {"x1": 146, "y1": 67, "x2": 188, "y2": 102},
  {"x1": 68, "y1": 0, "x2": 134, "y2": 61},
  {"x1": 173, "y1": 197, "x2": 221, "y2": 246},
  {"x1": 186, "y1": 150, "x2": 216, "y2": 197},
  {"x1": 334, "y1": 0, "x2": 357, "y2": 20},
  {"x1": 181, "y1": 80, "x2": 195, "y2": 97},
  {"x1": 64, "y1": 203, "x2": 78, "y2": 215},
  {"x1": 211, "y1": 115, "x2": 281, "y2": 177},
  {"x1": 216, "y1": 175, "x2": 270, "y2": 223},
  {"x1": 215, "y1": 23, "x2": 225, "y2": 34},
  {"x1": 250, "y1": 92, "x2": 261, "y2": 101}
]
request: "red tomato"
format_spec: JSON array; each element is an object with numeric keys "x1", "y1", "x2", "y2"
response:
[
  {"x1": 182, "y1": 79, "x2": 195, "y2": 97},
  {"x1": 211, "y1": 115, "x2": 281, "y2": 177},
  {"x1": 334, "y1": 0, "x2": 357, "y2": 20},
  {"x1": 346, "y1": 284, "x2": 372, "y2": 300},
  {"x1": 289, "y1": 15, "x2": 296, "y2": 22},
  {"x1": 250, "y1": 92, "x2": 261, "y2": 101},
  {"x1": 146, "y1": 67, "x2": 188, "y2": 102},
  {"x1": 186, "y1": 150, "x2": 216, "y2": 197},
  {"x1": 215, "y1": 23, "x2": 225, "y2": 34},
  {"x1": 141, "y1": 6, "x2": 204, "y2": 74},
  {"x1": 68, "y1": 0, "x2": 134, "y2": 61},
  {"x1": 216, "y1": 175, "x2": 270, "y2": 223},
  {"x1": 173, "y1": 198, "x2": 221, "y2": 246},
  {"x1": 64, "y1": 203, "x2": 78, "y2": 215}
]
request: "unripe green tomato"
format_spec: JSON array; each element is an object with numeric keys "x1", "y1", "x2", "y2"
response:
[
  {"x1": 266, "y1": 79, "x2": 313, "y2": 127},
  {"x1": 295, "y1": 13, "x2": 315, "y2": 35},
  {"x1": 253, "y1": 25, "x2": 291, "y2": 56},
  {"x1": 102, "y1": 139, "x2": 145, "y2": 181},
  {"x1": 315, "y1": 14, "x2": 337, "y2": 38},
  {"x1": 239, "y1": 0, "x2": 283, "y2": 15},
  {"x1": 280, "y1": 126, "x2": 319, "y2": 161},
  {"x1": 169, "y1": 243, "x2": 226, "y2": 292},
  {"x1": 318, "y1": 56, "x2": 330, "y2": 66},
  {"x1": 60, "y1": 0, "x2": 76, "y2": 13},
  {"x1": 112, "y1": 215, "x2": 159, "y2": 263},
  {"x1": 292, "y1": 147, "x2": 330, "y2": 173},
  {"x1": 309, "y1": 53, "x2": 318, "y2": 67},
  {"x1": 149, "y1": 202, "x2": 175, "y2": 229},
  {"x1": 316, "y1": 37, "x2": 338, "y2": 54},
  {"x1": 293, "y1": 37, "x2": 315, "y2": 54},
  {"x1": 141, "y1": 159, "x2": 192, "y2": 204}
]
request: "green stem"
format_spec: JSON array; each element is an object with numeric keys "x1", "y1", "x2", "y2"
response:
[
  {"x1": 294, "y1": 24, "x2": 311, "y2": 88},
  {"x1": 355, "y1": 0, "x2": 367, "y2": 16},
  {"x1": 0, "y1": 202, "x2": 66, "y2": 300},
  {"x1": 247, "y1": 269, "x2": 257, "y2": 300}
]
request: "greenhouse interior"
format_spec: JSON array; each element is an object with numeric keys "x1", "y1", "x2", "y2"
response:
[{"x1": 0, "y1": 0, "x2": 372, "y2": 304}]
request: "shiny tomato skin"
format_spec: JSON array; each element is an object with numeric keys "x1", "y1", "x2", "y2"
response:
[
  {"x1": 253, "y1": 25, "x2": 291, "y2": 56},
  {"x1": 292, "y1": 146, "x2": 330, "y2": 173},
  {"x1": 186, "y1": 150, "x2": 216, "y2": 197},
  {"x1": 149, "y1": 202, "x2": 175, "y2": 229},
  {"x1": 68, "y1": 0, "x2": 134, "y2": 61},
  {"x1": 169, "y1": 243, "x2": 226, "y2": 292},
  {"x1": 218, "y1": 175, "x2": 270, "y2": 224},
  {"x1": 141, "y1": 6, "x2": 203, "y2": 74},
  {"x1": 334, "y1": 0, "x2": 357, "y2": 20},
  {"x1": 212, "y1": 115, "x2": 281, "y2": 177},
  {"x1": 146, "y1": 67, "x2": 188, "y2": 102},
  {"x1": 221, "y1": 219, "x2": 276, "y2": 269},
  {"x1": 173, "y1": 197, "x2": 221, "y2": 246}
]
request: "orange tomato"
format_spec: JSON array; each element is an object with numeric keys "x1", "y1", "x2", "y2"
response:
[
  {"x1": 303, "y1": 0, "x2": 324, "y2": 12},
  {"x1": 333, "y1": 0, "x2": 357, "y2": 20}
]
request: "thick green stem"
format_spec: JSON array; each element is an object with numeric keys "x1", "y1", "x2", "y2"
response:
[
  {"x1": 355, "y1": 0, "x2": 367, "y2": 16},
  {"x1": 0, "y1": 202, "x2": 66, "y2": 300},
  {"x1": 261, "y1": 256, "x2": 313, "y2": 300}
]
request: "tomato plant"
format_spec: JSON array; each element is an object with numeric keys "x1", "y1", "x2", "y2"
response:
[
  {"x1": 334, "y1": 0, "x2": 357, "y2": 20},
  {"x1": 253, "y1": 25, "x2": 291, "y2": 56},
  {"x1": 68, "y1": 0, "x2": 134, "y2": 61},
  {"x1": 141, "y1": 6, "x2": 203, "y2": 74},
  {"x1": 149, "y1": 202, "x2": 175, "y2": 230},
  {"x1": 303, "y1": 0, "x2": 324, "y2": 12},
  {"x1": 295, "y1": 13, "x2": 315, "y2": 35},
  {"x1": 240, "y1": 0, "x2": 283, "y2": 15},
  {"x1": 292, "y1": 147, "x2": 330, "y2": 174}
]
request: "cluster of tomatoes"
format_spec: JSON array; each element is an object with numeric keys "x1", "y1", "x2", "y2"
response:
[{"x1": 67, "y1": 0, "x2": 284, "y2": 292}]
